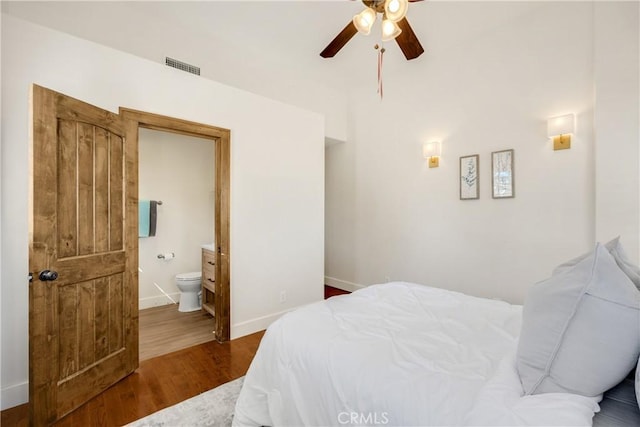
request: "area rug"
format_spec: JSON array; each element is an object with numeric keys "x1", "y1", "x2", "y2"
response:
[{"x1": 127, "y1": 377, "x2": 244, "y2": 427}]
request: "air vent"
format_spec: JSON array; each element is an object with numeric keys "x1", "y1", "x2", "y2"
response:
[{"x1": 165, "y1": 57, "x2": 200, "y2": 76}]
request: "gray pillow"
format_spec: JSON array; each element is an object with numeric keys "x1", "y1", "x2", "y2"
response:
[
  {"x1": 553, "y1": 237, "x2": 640, "y2": 290},
  {"x1": 517, "y1": 243, "x2": 640, "y2": 397}
]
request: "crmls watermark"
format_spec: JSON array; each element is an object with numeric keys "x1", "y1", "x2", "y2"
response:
[{"x1": 337, "y1": 411, "x2": 390, "y2": 425}]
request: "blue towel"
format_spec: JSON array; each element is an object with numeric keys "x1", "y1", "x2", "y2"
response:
[
  {"x1": 139, "y1": 200, "x2": 158, "y2": 238},
  {"x1": 139, "y1": 200, "x2": 150, "y2": 237}
]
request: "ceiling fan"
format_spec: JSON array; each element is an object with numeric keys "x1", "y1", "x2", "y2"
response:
[{"x1": 320, "y1": 0, "x2": 425, "y2": 60}]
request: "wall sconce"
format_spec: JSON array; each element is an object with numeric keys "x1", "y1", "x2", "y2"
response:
[
  {"x1": 547, "y1": 113, "x2": 575, "y2": 150},
  {"x1": 423, "y1": 141, "x2": 441, "y2": 168}
]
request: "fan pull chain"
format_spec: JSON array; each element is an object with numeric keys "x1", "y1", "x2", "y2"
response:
[{"x1": 375, "y1": 44, "x2": 386, "y2": 100}]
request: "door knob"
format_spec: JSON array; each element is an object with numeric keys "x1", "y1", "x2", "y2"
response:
[{"x1": 39, "y1": 270, "x2": 58, "y2": 281}]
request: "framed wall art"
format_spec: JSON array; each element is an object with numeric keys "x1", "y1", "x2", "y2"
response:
[
  {"x1": 459, "y1": 154, "x2": 479, "y2": 200},
  {"x1": 492, "y1": 149, "x2": 514, "y2": 198}
]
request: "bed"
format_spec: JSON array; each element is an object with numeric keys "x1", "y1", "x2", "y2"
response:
[{"x1": 234, "y1": 239, "x2": 640, "y2": 426}]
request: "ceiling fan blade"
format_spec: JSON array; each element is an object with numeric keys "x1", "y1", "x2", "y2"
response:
[
  {"x1": 320, "y1": 21, "x2": 358, "y2": 58},
  {"x1": 395, "y1": 17, "x2": 424, "y2": 60}
]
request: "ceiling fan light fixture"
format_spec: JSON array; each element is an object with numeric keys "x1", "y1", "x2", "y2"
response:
[
  {"x1": 381, "y1": 19, "x2": 402, "y2": 41},
  {"x1": 384, "y1": 0, "x2": 409, "y2": 22},
  {"x1": 353, "y1": 7, "x2": 377, "y2": 35}
]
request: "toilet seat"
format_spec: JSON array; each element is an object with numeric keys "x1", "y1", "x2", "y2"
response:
[{"x1": 176, "y1": 271, "x2": 201, "y2": 281}]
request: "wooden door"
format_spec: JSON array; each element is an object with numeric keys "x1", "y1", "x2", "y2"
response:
[{"x1": 29, "y1": 85, "x2": 138, "y2": 425}]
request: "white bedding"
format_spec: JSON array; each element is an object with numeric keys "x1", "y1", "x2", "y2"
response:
[
  {"x1": 465, "y1": 350, "x2": 600, "y2": 426},
  {"x1": 233, "y1": 282, "x2": 599, "y2": 426}
]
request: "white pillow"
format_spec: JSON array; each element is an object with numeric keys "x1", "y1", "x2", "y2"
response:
[
  {"x1": 553, "y1": 237, "x2": 640, "y2": 290},
  {"x1": 517, "y1": 243, "x2": 640, "y2": 397}
]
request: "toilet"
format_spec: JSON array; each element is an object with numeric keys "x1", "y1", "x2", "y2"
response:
[{"x1": 175, "y1": 271, "x2": 202, "y2": 312}]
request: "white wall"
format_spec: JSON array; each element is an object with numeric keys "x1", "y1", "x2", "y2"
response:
[
  {"x1": 0, "y1": 15, "x2": 324, "y2": 409},
  {"x1": 593, "y1": 1, "x2": 640, "y2": 262},
  {"x1": 0, "y1": 1, "x2": 349, "y2": 143},
  {"x1": 326, "y1": 2, "x2": 638, "y2": 303},
  {"x1": 138, "y1": 128, "x2": 215, "y2": 309}
]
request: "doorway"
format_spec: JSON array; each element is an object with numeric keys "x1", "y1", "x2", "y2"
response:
[
  {"x1": 119, "y1": 108, "x2": 231, "y2": 343},
  {"x1": 137, "y1": 128, "x2": 216, "y2": 360}
]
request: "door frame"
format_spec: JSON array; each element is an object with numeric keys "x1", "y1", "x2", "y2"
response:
[{"x1": 119, "y1": 108, "x2": 231, "y2": 341}]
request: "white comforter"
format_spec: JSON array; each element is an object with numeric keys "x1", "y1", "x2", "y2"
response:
[{"x1": 233, "y1": 282, "x2": 599, "y2": 426}]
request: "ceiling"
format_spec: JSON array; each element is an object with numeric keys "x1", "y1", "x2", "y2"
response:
[{"x1": 2, "y1": 1, "x2": 545, "y2": 98}]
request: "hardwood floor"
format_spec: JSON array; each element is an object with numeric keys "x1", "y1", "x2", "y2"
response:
[
  {"x1": 1, "y1": 331, "x2": 265, "y2": 427},
  {"x1": 139, "y1": 304, "x2": 216, "y2": 361},
  {"x1": 325, "y1": 284, "x2": 351, "y2": 299},
  {"x1": 2, "y1": 286, "x2": 350, "y2": 425}
]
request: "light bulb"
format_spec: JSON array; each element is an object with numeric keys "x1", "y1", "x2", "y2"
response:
[
  {"x1": 384, "y1": 0, "x2": 408, "y2": 22},
  {"x1": 381, "y1": 19, "x2": 402, "y2": 41},
  {"x1": 353, "y1": 8, "x2": 377, "y2": 35}
]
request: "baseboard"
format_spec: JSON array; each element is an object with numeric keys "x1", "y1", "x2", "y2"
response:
[
  {"x1": 138, "y1": 293, "x2": 180, "y2": 310},
  {"x1": 231, "y1": 307, "x2": 298, "y2": 340},
  {"x1": 1, "y1": 381, "x2": 28, "y2": 411},
  {"x1": 324, "y1": 276, "x2": 366, "y2": 293},
  {"x1": 231, "y1": 279, "x2": 367, "y2": 339}
]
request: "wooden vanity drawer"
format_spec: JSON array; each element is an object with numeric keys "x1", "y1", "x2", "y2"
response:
[
  {"x1": 202, "y1": 250, "x2": 216, "y2": 269},
  {"x1": 202, "y1": 267, "x2": 215, "y2": 291}
]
